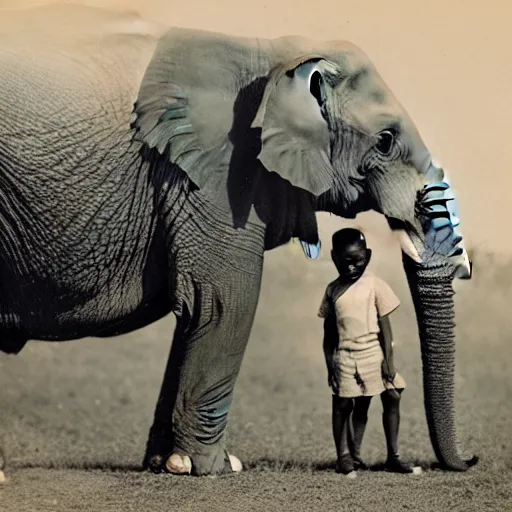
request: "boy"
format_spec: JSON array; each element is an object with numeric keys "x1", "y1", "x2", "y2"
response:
[{"x1": 318, "y1": 228, "x2": 413, "y2": 475}]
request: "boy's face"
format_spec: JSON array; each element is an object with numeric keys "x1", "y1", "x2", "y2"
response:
[{"x1": 332, "y1": 242, "x2": 369, "y2": 282}]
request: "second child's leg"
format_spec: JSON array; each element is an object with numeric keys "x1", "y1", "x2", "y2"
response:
[
  {"x1": 332, "y1": 395, "x2": 354, "y2": 474},
  {"x1": 381, "y1": 389, "x2": 413, "y2": 473},
  {"x1": 349, "y1": 396, "x2": 372, "y2": 469}
]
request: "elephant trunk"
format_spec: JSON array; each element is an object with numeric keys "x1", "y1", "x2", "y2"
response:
[{"x1": 403, "y1": 255, "x2": 471, "y2": 471}]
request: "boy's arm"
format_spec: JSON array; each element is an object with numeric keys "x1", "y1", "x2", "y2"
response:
[
  {"x1": 319, "y1": 285, "x2": 334, "y2": 366},
  {"x1": 323, "y1": 313, "x2": 338, "y2": 368},
  {"x1": 374, "y1": 276, "x2": 400, "y2": 381},
  {"x1": 319, "y1": 284, "x2": 340, "y2": 389},
  {"x1": 323, "y1": 313, "x2": 340, "y2": 391},
  {"x1": 378, "y1": 314, "x2": 395, "y2": 380}
]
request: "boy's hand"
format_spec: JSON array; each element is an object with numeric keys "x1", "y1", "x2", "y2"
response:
[
  {"x1": 383, "y1": 372, "x2": 397, "y2": 383},
  {"x1": 328, "y1": 365, "x2": 340, "y2": 395},
  {"x1": 381, "y1": 360, "x2": 396, "y2": 382}
]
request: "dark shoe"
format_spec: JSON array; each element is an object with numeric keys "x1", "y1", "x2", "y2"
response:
[
  {"x1": 385, "y1": 456, "x2": 413, "y2": 474},
  {"x1": 351, "y1": 454, "x2": 368, "y2": 471},
  {"x1": 336, "y1": 455, "x2": 355, "y2": 475}
]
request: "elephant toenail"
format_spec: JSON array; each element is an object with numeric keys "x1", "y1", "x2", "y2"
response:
[
  {"x1": 166, "y1": 454, "x2": 192, "y2": 474},
  {"x1": 228, "y1": 454, "x2": 243, "y2": 472}
]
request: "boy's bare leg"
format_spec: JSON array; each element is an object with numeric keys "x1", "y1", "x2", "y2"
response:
[
  {"x1": 332, "y1": 395, "x2": 355, "y2": 474},
  {"x1": 381, "y1": 389, "x2": 413, "y2": 473},
  {"x1": 349, "y1": 396, "x2": 372, "y2": 469}
]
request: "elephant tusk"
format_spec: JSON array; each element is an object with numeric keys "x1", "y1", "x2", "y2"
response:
[
  {"x1": 452, "y1": 243, "x2": 472, "y2": 280},
  {"x1": 392, "y1": 229, "x2": 422, "y2": 263}
]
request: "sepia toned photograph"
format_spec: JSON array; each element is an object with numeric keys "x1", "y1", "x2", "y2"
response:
[{"x1": 0, "y1": 1, "x2": 510, "y2": 510}]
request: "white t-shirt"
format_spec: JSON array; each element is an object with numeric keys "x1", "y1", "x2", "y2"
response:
[{"x1": 318, "y1": 271, "x2": 400, "y2": 343}]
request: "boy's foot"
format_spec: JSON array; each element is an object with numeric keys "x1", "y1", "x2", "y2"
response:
[
  {"x1": 351, "y1": 455, "x2": 368, "y2": 470},
  {"x1": 336, "y1": 455, "x2": 355, "y2": 475},
  {"x1": 384, "y1": 456, "x2": 414, "y2": 474}
]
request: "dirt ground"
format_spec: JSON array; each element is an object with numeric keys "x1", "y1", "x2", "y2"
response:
[{"x1": 1, "y1": 0, "x2": 512, "y2": 511}]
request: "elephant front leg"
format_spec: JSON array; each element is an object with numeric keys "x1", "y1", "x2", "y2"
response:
[{"x1": 144, "y1": 270, "x2": 262, "y2": 476}]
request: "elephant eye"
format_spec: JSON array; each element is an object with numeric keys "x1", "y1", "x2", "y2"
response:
[{"x1": 376, "y1": 130, "x2": 395, "y2": 155}]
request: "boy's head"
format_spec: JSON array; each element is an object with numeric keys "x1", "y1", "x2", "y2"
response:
[{"x1": 331, "y1": 228, "x2": 371, "y2": 282}]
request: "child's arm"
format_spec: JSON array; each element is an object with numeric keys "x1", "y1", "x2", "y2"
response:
[
  {"x1": 319, "y1": 285, "x2": 339, "y2": 390},
  {"x1": 374, "y1": 276, "x2": 401, "y2": 381},
  {"x1": 378, "y1": 314, "x2": 395, "y2": 380},
  {"x1": 323, "y1": 313, "x2": 338, "y2": 379}
]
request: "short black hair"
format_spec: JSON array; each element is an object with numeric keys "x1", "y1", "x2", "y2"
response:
[{"x1": 332, "y1": 228, "x2": 367, "y2": 254}]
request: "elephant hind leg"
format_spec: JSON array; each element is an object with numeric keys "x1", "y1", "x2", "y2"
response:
[
  {"x1": 0, "y1": 445, "x2": 6, "y2": 483},
  {"x1": 144, "y1": 270, "x2": 262, "y2": 476},
  {"x1": 143, "y1": 313, "x2": 188, "y2": 473}
]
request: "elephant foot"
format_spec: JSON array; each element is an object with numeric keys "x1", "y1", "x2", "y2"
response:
[
  {"x1": 166, "y1": 452, "x2": 242, "y2": 476},
  {"x1": 145, "y1": 451, "x2": 242, "y2": 476}
]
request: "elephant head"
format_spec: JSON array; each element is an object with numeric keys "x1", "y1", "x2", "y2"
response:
[
  {"x1": 133, "y1": 31, "x2": 474, "y2": 471},
  {"x1": 250, "y1": 52, "x2": 473, "y2": 470}
]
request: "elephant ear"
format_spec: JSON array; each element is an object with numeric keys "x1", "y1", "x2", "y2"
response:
[
  {"x1": 252, "y1": 56, "x2": 337, "y2": 197},
  {"x1": 131, "y1": 29, "x2": 242, "y2": 190}
]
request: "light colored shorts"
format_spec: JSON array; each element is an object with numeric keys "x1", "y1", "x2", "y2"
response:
[{"x1": 332, "y1": 337, "x2": 406, "y2": 398}]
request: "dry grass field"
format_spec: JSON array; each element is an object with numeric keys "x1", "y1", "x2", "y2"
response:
[{"x1": 1, "y1": 214, "x2": 511, "y2": 511}]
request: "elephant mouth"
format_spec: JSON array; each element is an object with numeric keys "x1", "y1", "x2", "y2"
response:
[
  {"x1": 386, "y1": 217, "x2": 424, "y2": 264},
  {"x1": 387, "y1": 216, "x2": 472, "y2": 280}
]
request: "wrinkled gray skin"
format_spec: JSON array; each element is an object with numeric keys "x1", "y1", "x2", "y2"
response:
[{"x1": 0, "y1": 4, "x2": 475, "y2": 476}]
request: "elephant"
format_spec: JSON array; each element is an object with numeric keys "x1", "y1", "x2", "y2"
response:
[{"x1": 0, "y1": 4, "x2": 475, "y2": 477}]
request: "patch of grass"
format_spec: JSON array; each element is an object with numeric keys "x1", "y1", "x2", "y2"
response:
[{"x1": 1, "y1": 244, "x2": 511, "y2": 511}]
